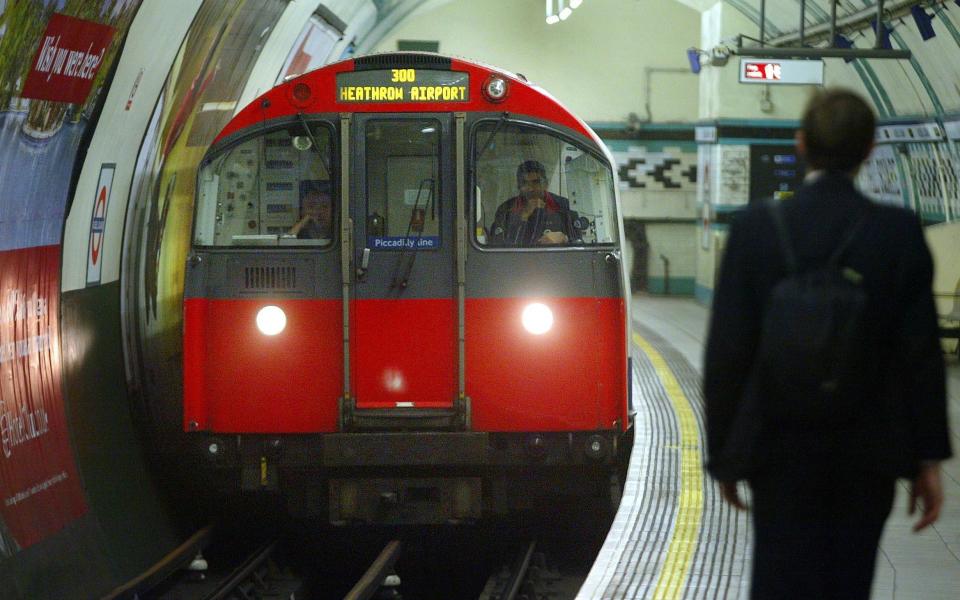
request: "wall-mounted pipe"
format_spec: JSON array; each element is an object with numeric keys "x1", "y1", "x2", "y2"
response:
[
  {"x1": 660, "y1": 254, "x2": 671, "y2": 295},
  {"x1": 643, "y1": 67, "x2": 693, "y2": 123}
]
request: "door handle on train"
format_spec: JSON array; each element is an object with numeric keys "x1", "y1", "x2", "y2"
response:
[
  {"x1": 605, "y1": 250, "x2": 621, "y2": 264},
  {"x1": 356, "y1": 247, "x2": 371, "y2": 280}
]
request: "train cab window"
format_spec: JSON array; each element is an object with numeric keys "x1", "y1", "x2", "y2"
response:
[
  {"x1": 194, "y1": 123, "x2": 335, "y2": 247},
  {"x1": 473, "y1": 122, "x2": 617, "y2": 248},
  {"x1": 364, "y1": 119, "x2": 441, "y2": 250}
]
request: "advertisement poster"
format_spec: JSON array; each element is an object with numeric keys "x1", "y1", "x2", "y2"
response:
[
  {"x1": 0, "y1": 0, "x2": 141, "y2": 553},
  {"x1": 125, "y1": 0, "x2": 285, "y2": 436},
  {"x1": 858, "y1": 144, "x2": 904, "y2": 206}
]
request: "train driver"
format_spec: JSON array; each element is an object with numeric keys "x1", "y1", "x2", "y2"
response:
[
  {"x1": 288, "y1": 183, "x2": 332, "y2": 240},
  {"x1": 488, "y1": 160, "x2": 579, "y2": 247}
]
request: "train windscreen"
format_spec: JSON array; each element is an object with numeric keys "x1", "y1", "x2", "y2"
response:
[
  {"x1": 363, "y1": 119, "x2": 441, "y2": 251},
  {"x1": 473, "y1": 121, "x2": 617, "y2": 247},
  {"x1": 194, "y1": 123, "x2": 335, "y2": 247}
]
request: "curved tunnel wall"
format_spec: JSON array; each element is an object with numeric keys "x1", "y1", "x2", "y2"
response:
[
  {"x1": 0, "y1": 0, "x2": 377, "y2": 597},
  {"x1": 0, "y1": 1, "x2": 186, "y2": 597}
]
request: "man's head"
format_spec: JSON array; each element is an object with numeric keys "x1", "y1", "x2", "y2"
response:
[
  {"x1": 302, "y1": 190, "x2": 331, "y2": 223},
  {"x1": 516, "y1": 160, "x2": 548, "y2": 201},
  {"x1": 797, "y1": 88, "x2": 876, "y2": 173}
]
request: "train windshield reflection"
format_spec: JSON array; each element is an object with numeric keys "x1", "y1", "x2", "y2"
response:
[
  {"x1": 474, "y1": 121, "x2": 617, "y2": 248},
  {"x1": 194, "y1": 123, "x2": 335, "y2": 247}
]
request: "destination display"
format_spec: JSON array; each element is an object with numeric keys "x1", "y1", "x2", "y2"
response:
[{"x1": 337, "y1": 69, "x2": 469, "y2": 103}]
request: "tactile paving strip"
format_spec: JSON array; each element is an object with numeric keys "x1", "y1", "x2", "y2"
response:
[{"x1": 577, "y1": 324, "x2": 751, "y2": 599}]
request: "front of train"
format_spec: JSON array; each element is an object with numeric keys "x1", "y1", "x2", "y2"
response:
[{"x1": 183, "y1": 53, "x2": 632, "y2": 524}]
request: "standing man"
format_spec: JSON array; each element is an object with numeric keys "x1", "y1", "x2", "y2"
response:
[
  {"x1": 488, "y1": 160, "x2": 579, "y2": 246},
  {"x1": 704, "y1": 89, "x2": 951, "y2": 599}
]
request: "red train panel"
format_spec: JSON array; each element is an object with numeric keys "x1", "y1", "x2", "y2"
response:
[
  {"x1": 466, "y1": 297, "x2": 627, "y2": 432},
  {"x1": 183, "y1": 298, "x2": 342, "y2": 432},
  {"x1": 351, "y1": 298, "x2": 456, "y2": 409}
]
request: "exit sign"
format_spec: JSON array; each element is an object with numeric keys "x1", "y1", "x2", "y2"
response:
[{"x1": 739, "y1": 58, "x2": 824, "y2": 85}]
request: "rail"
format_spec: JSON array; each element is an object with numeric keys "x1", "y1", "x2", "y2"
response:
[
  {"x1": 501, "y1": 541, "x2": 537, "y2": 600},
  {"x1": 343, "y1": 540, "x2": 402, "y2": 600},
  {"x1": 101, "y1": 524, "x2": 212, "y2": 599},
  {"x1": 205, "y1": 540, "x2": 278, "y2": 600}
]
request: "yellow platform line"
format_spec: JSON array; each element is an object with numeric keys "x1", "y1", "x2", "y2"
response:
[{"x1": 634, "y1": 332, "x2": 704, "y2": 600}]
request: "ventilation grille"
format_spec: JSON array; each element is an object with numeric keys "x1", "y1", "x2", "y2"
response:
[
  {"x1": 354, "y1": 52, "x2": 450, "y2": 71},
  {"x1": 244, "y1": 266, "x2": 297, "y2": 290}
]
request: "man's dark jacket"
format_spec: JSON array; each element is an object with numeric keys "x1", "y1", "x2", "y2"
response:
[{"x1": 704, "y1": 172, "x2": 951, "y2": 481}]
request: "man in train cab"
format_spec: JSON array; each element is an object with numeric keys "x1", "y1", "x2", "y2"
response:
[
  {"x1": 704, "y1": 88, "x2": 951, "y2": 600},
  {"x1": 288, "y1": 183, "x2": 332, "y2": 240},
  {"x1": 488, "y1": 160, "x2": 579, "y2": 247}
]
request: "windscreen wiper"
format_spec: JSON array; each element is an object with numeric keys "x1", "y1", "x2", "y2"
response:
[
  {"x1": 476, "y1": 111, "x2": 510, "y2": 159},
  {"x1": 390, "y1": 177, "x2": 434, "y2": 291},
  {"x1": 296, "y1": 112, "x2": 332, "y2": 177}
]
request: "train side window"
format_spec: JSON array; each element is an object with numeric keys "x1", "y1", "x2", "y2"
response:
[
  {"x1": 364, "y1": 119, "x2": 441, "y2": 251},
  {"x1": 194, "y1": 123, "x2": 335, "y2": 247},
  {"x1": 473, "y1": 122, "x2": 617, "y2": 248}
]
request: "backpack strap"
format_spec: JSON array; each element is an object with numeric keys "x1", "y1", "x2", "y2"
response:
[
  {"x1": 826, "y1": 208, "x2": 871, "y2": 268},
  {"x1": 767, "y1": 201, "x2": 798, "y2": 275},
  {"x1": 768, "y1": 201, "x2": 872, "y2": 273}
]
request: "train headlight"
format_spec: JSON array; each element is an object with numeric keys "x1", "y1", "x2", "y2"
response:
[
  {"x1": 482, "y1": 75, "x2": 508, "y2": 103},
  {"x1": 256, "y1": 305, "x2": 286, "y2": 336},
  {"x1": 521, "y1": 302, "x2": 553, "y2": 335}
]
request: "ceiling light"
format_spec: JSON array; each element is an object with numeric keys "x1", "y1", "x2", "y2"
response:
[{"x1": 911, "y1": 5, "x2": 936, "y2": 41}]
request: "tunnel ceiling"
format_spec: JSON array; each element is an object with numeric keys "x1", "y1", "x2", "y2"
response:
[{"x1": 720, "y1": 0, "x2": 934, "y2": 44}]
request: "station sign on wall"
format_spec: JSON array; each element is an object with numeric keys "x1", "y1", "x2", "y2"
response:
[{"x1": 738, "y1": 58, "x2": 824, "y2": 85}]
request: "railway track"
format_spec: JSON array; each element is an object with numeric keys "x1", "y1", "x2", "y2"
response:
[
  {"x1": 107, "y1": 527, "x2": 305, "y2": 600},
  {"x1": 333, "y1": 535, "x2": 590, "y2": 600},
  {"x1": 111, "y1": 517, "x2": 600, "y2": 599}
]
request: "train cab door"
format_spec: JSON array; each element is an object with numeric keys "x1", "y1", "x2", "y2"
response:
[{"x1": 347, "y1": 114, "x2": 457, "y2": 423}]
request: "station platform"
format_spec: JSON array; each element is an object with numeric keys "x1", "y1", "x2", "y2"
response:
[{"x1": 578, "y1": 295, "x2": 960, "y2": 599}]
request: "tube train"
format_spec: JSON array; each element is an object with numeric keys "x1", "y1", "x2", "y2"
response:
[{"x1": 183, "y1": 52, "x2": 632, "y2": 524}]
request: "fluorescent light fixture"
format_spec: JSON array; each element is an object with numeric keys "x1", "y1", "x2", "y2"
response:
[
  {"x1": 833, "y1": 34, "x2": 855, "y2": 63},
  {"x1": 546, "y1": 15, "x2": 560, "y2": 24},
  {"x1": 559, "y1": 7, "x2": 572, "y2": 20},
  {"x1": 911, "y1": 5, "x2": 936, "y2": 41},
  {"x1": 870, "y1": 19, "x2": 893, "y2": 50},
  {"x1": 571, "y1": 0, "x2": 583, "y2": 8}
]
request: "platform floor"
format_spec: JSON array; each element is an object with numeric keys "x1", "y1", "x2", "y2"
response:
[{"x1": 578, "y1": 295, "x2": 960, "y2": 599}]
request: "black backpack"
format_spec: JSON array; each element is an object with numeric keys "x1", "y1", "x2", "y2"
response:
[{"x1": 753, "y1": 202, "x2": 874, "y2": 428}]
